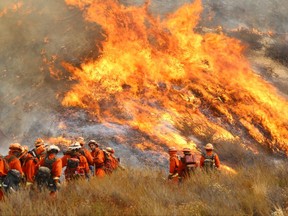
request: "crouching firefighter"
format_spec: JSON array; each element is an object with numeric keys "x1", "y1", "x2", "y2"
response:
[
  {"x1": 35, "y1": 145, "x2": 62, "y2": 197},
  {"x1": 3, "y1": 143, "x2": 24, "y2": 193},
  {"x1": 200, "y1": 143, "x2": 220, "y2": 173},
  {"x1": 61, "y1": 142, "x2": 90, "y2": 181},
  {"x1": 179, "y1": 148, "x2": 198, "y2": 181}
]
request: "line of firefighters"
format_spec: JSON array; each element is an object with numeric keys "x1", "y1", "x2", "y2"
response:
[
  {"x1": 168, "y1": 143, "x2": 221, "y2": 183},
  {"x1": 0, "y1": 137, "x2": 121, "y2": 199}
]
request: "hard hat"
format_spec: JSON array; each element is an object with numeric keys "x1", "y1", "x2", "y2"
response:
[
  {"x1": 182, "y1": 148, "x2": 191, "y2": 152},
  {"x1": 106, "y1": 147, "x2": 114, "y2": 154},
  {"x1": 47, "y1": 144, "x2": 60, "y2": 152},
  {"x1": 9, "y1": 143, "x2": 23, "y2": 151},
  {"x1": 168, "y1": 147, "x2": 177, "y2": 152},
  {"x1": 23, "y1": 145, "x2": 29, "y2": 151},
  {"x1": 77, "y1": 137, "x2": 85, "y2": 145},
  {"x1": 88, "y1": 140, "x2": 98, "y2": 147},
  {"x1": 69, "y1": 142, "x2": 82, "y2": 150},
  {"x1": 205, "y1": 143, "x2": 214, "y2": 150},
  {"x1": 34, "y1": 138, "x2": 45, "y2": 147}
]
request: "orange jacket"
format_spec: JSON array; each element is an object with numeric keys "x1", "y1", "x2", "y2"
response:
[
  {"x1": 21, "y1": 153, "x2": 38, "y2": 183},
  {"x1": 5, "y1": 153, "x2": 23, "y2": 175},
  {"x1": 81, "y1": 148, "x2": 94, "y2": 165},
  {"x1": 91, "y1": 148, "x2": 106, "y2": 177},
  {"x1": 61, "y1": 153, "x2": 89, "y2": 175},
  {"x1": 91, "y1": 148, "x2": 105, "y2": 167},
  {"x1": 200, "y1": 152, "x2": 220, "y2": 168},
  {"x1": 0, "y1": 156, "x2": 9, "y2": 177},
  {"x1": 169, "y1": 154, "x2": 179, "y2": 175},
  {"x1": 37, "y1": 153, "x2": 62, "y2": 180}
]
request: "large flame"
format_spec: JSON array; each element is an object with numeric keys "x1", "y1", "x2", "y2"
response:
[{"x1": 60, "y1": 0, "x2": 288, "y2": 154}]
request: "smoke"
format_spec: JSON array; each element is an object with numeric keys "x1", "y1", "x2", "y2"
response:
[{"x1": 0, "y1": 0, "x2": 102, "y2": 149}]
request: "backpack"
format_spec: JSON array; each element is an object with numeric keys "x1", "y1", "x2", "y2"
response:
[
  {"x1": 2, "y1": 169, "x2": 21, "y2": 193},
  {"x1": 65, "y1": 155, "x2": 85, "y2": 180},
  {"x1": 202, "y1": 153, "x2": 215, "y2": 170},
  {"x1": 35, "y1": 166, "x2": 51, "y2": 189}
]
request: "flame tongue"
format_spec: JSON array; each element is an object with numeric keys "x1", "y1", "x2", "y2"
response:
[{"x1": 61, "y1": 0, "x2": 288, "y2": 153}]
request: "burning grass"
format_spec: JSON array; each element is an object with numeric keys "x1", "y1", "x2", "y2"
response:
[{"x1": 1, "y1": 158, "x2": 288, "y2": 215}]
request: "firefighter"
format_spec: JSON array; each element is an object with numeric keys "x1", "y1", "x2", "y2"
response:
[
  {"x1": 29, "y1": 138, "x2": 47, "y2": 160},
  {"x1": 200, "y1": 143, "x2": 220, "y2": 172},
  {"x1": 168, "y1": 147, "x2": 180, "y2": 183},
  {"x1": 105, "y1": 147, "x2": 120, "y2": 172},
  {"x1": 61, "y1": 142, "x2": 90, "y2": 181},
  {"x1": 179, "y1": 148, "x2": 198, "y2": 181},
  {"x1": 0, "y1": 154, "x2": 9, "y2": 200},
  {"x1": 20, "y1": 146, "x2": 38, "y2": 187},
  {"x1": 35, "y1": 145, "x2": 62, "y2": 197},
  {"x1": 3, "y1": 143, "x2": 24, "y2": 193},
  {"x1": 88, "y1": 140, "x2": 106, "y2": 178},
  {"x1": 76, "y1": 137, "x2": 94, "y2": 166}
]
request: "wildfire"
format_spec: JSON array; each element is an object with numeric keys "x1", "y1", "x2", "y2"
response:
[{"x1": 56, "y1": 0, "x2": 288, "y2": 155}]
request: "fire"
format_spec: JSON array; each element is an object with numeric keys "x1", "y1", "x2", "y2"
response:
[{"x1": 58, "y1": 0, "x2": 288, "y2": 154}]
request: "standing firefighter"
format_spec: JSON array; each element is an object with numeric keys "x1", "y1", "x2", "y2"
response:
[
  {"x1": 35, "y1": 145, "x2": 62, "y2": 197},
  {"x1": 77, "y1": 137, "x2": 94, "y2": 166},
  {"x1": 168, "y1": 147, "x2": 180, "y2": 183},
  {"x1": 61, "y1": 142, "x2": 90, "y2": 181},
  {"x1": 200, "y1": 143, "x2": 220, "y2": 172},
  {"x1": 88, "y1": 140, "x2": 106, "y2": 178},
  {"x1": 179, "y1": 148, "x2": 198, "y2": 180},
  {"x1": 3, "y1": 143, "x2": 24, "y2": 193}
]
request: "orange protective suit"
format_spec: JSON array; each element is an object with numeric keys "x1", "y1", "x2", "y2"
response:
[
  {"x1": 0, "y1": 156, "x2": 9, "y2": 201},
  {"x1": 37, "y1": 153, "x2": 62, "y2": 181},
  {"x1": 21, "y1": 153, "x2": 38, "y2": 184},
  {"x1": 61, "y1": 153, "x2": 89, "y2": 180},
  {"x1": 169, "y1": 153, "x2": 180, "y2": 183},
  {"x1": 91, "y1": 148, "x2": 106, "y2": 177},
  {"x1": 0, "y1": 156, "x2": 9, "y2": 177},
  {"x1": 80, "y1": 148, "x2": 94, "y2": 165},
  {"x1": 5, "y1": 152, "x2": 23, "y2": 175}
]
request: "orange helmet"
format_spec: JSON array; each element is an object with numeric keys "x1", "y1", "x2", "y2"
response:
[
  {"x1": 9, "y1": 143, "x2": 23, "y2": 151},
  {"x1": 205, "y1": 143, "x2": 214, "y2": 150},
  {"x1": 34, "y1": 138, "x2": 45, "y2": 147}
]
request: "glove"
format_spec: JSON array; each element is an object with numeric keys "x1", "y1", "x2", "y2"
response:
[
  {"x1": 26, "y1": 182, "x2": 33, "y2": 187},
  {"x1": 54, "y1": 180, "x2": 61, "y2": 190}
]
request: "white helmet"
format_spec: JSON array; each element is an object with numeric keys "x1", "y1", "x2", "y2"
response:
[
  {"x1": 69, "y1": 142, "x2": 82, "y2": 150},
  {"x1": 47, "y1": 144, "x2": 60, "y2": 152}
]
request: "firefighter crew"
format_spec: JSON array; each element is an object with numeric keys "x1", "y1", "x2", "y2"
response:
[{"x1": 200, "y1": 143, "x2": 220, "y2": 172}]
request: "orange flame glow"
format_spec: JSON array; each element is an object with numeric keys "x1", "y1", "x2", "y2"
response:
[{"x1": 59, "y1": 0, "x2": 288, "y2": 154}]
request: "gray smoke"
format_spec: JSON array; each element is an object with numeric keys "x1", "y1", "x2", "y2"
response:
[{"x1": 0, "y1": 0, "x2": 102, "y2": 150}]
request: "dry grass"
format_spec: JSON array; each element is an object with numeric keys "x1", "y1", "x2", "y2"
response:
[{"x1": 1, "y1": 159, "x2": 288, "y2": 216}]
